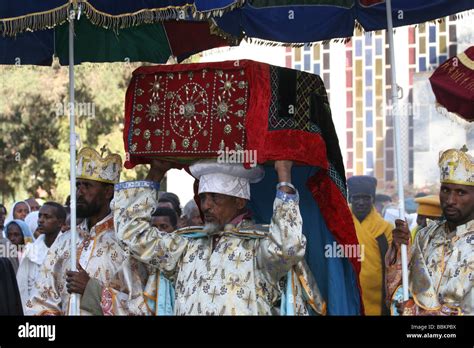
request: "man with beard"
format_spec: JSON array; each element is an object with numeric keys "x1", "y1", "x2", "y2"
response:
[
  {"x1": 348, "y1": 175, "x2": 393, "y2": 315},
  {"x1": 113, "y1": 159, "x2": 310, "y2": 315},
  {"x1": 25, "y1": 147, "x2": 148, "y2": 315},
  {"x1": 387, "y1": 146, "x2": 474, "y2": 315}
]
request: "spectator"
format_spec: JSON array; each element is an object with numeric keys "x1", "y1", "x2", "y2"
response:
[
  {"x1": 25, "y1": 198, "x2": 40, "y2": 212},
  {"x1": 151, "y1": 207, "x2": 178, "y2": 233},
  {"x1": 4, "y1": 202, "x2": 30, "y2": 229},
  {"x1": 158, "y1": 192, "x2": 182, "y2": 219},
  {"x1": 17, "y1": 202, "x2": 66, "y2": 309},
  {"x1": 181, "y1": 199, "x2": 203, "y2": 227}
]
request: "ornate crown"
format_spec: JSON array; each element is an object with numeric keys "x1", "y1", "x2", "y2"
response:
[
  {"x1": 438, "y1": 146, "x2": 474, "y2": 186},
  {"x1": 76, "y1": 147, "x2": 122, "y2": 184}
]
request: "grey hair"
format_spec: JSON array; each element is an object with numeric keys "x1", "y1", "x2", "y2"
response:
[{"x1": 183, "y1": 199, "x2": 198, "y2": 218}]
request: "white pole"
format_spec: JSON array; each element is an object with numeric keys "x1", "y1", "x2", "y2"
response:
[
  {"x1": 68, "y1": 6, "x2": 80, "y2": 315},
  {"x1": 385, "y1": 0, "x2": 409, "y2": 302}
]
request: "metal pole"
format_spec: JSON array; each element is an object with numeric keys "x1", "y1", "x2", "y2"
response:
[
  {"x1": 68, "y1": 6, "x2": 80, "y2": 315},
  {"x1": 385, "y1": 0, "x2": 409, "y2": 301}
]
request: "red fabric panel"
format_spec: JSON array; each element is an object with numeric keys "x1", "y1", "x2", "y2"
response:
[
  {"x1": 244, "y1": 61, "x2": 329, "y2": 169},
  {"x1": 164, "y1": 21, "x2": 230, "y2": 59}
]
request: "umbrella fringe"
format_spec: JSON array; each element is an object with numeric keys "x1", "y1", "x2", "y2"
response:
[
  {"x1": 208, "y1": 19, "x2": 241, "y2": 46},
  {"x1": 0, "y1": 1, "x2": 246, "y2": 36},
  {"x1": 82, "y1": 2, "x2": 194, "y2": 32},
  {"x1": 0, "y1": 3, "x2": 69, "y2": 37},
  {"x1": 239, "y1": 36, "x2": 352, "y2": 48},
  {"x1": 193, "y1": 0, "x2": 246, "y2": 20},
  {"x1": 435, "y1": 103, "x2": 473, "y2": 129}
]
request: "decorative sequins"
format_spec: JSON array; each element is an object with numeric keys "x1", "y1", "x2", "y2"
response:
[
  {"x1": 129, "y1": 65, "x2": 249, "y2": 155},
  {"x1": 143, "y1": 129, "x2": 151, "y2": 140}
]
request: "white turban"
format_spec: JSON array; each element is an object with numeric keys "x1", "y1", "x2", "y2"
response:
[{"x1": 189, "y1": 160, "x2": 265, "y2": 200}]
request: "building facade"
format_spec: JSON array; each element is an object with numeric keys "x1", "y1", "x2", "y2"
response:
[{"x1": 285, "y1": 14, "x2": 472, "y2": 190}]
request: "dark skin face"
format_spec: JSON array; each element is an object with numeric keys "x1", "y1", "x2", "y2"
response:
[
  {"x1": 26, "y1": 198, "x2": 40, "y2": 212},
  {"x1": 350, "y1": 194, "x2": 373, "y2": 222},
  {"x1": 151, "y1": 216, "x2": 175, "y2": 233},
  {"x1": 187, "y1": 207, "x2": 203, "y2": 226},
  {"x1": 439, "y1": 183, "x2": 474, "y2": 230},
  {"x1": 7, "y1": 223, "x2": 24, "y2": 246},
  {"x1": 76, "y1": 179, "x2": 114, "y2": 229},
  {"x1": 199, "y1": 192, "x2": 247, "y2": 228},
  {"x1": 13, "y1": 202, "x2": 29, "y2": 220},
  {"x1": 37, "y1": 205, "x2": 64, "y2": 247}
]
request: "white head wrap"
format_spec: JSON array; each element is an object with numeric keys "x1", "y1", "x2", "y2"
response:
[{"x1": 189, "y1": 160, "x2": 265, "y2": 200}]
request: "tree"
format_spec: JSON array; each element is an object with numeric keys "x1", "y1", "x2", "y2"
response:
[{"x1": 0, "y1": 62, "x2": 146, "y2": 206}]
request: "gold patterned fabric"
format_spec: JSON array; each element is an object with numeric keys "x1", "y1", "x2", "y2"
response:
[
  {"x1": 25, "y1": 214, "x2": 148, "y2": 316},
  {"x1": 386, "y1": 220, "x2": 473, "y2": 315},
  {"x1": 439, "y1": 147, "x2": 474, "y2": 186},
  {"x1": 76, "y1": 147, "x2": 122, "y2": 184},
  {"x1": 112, "y1": 181, "x2": 307, "y2": 315}
]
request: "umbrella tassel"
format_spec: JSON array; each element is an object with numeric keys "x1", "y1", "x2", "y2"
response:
[{"x1": 0, "y1": 3, "x2": 69, "y2": 37}]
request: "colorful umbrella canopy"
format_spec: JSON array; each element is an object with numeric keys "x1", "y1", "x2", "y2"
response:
[
  {"x1": 213, "y1": 0, "x2": 474, "y2": 43},
  {"x1": 0, "y1": 0, "x2": 242, "y2": 35},
  {"x1": 429, "y1": 46, "x2": 474, "y2": 122},
  {"x1": 0, "y1": 1, "x2": 242, "y2": 65},
  {"x1": 0, "y1": 18, "x2": 236, "y2": 65}
]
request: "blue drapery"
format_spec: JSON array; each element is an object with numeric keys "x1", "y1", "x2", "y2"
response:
[
  {"x1": 249, "y1": 166, "x2": 361, "y2": 315},
  {"x1": 215, "y1": 1, "x2": 474, "y2": 43}
]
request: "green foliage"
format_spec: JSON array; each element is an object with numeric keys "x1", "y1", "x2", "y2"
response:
[{"x1": 0, "y1": 62, "x2": 146, "y2": 206}]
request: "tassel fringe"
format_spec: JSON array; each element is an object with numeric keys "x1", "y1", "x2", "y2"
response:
[
  {"x1": 0, "y1": 4, "x2": 69, "y2": 37},
  {"x1": 435, "y1": 103, "x2": 473, "y2": 129},
  {"x1": 0, "y1": 0, "x2": 245, "y2": 36}
]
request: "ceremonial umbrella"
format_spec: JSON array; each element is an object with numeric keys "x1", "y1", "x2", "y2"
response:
[
  {"x1": 429, "y1": 46, "x2": 474, "y2": 123},
  {"x1": 214, "y1": 0, "x2": 474, "y2": 303},
  {"x1": 0, "y1": 0, "x2": 242, "y2": 315}
]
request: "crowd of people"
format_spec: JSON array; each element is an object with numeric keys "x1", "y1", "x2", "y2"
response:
[{"x1": 0, "y1": 145, "x2": 472, "y2": 316}]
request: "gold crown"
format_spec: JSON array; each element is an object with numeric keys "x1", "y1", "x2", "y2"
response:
[
  {"x1": 439, "y1": 146, "x2": 474, "y2": 186},
  {"x1": 76, "y1": 147, "x2": 122, "y2": 184}
]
